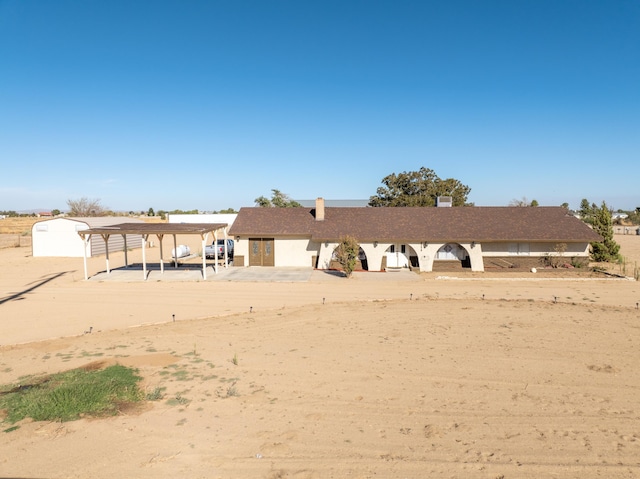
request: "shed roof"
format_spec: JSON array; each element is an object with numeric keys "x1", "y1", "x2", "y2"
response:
[{"x1": 229, "y1": 207, "x2": 602, "y2": 243}]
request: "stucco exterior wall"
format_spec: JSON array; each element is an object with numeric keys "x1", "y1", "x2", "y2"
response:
[
  {"x1": 233, "y1": 237, "x2": 592, "y2": 272},
  {"x1": 481, "y1": 242, "x2": 590, "y2": 256},
  {"x1": 234, "y1": 236, "x2": 320, "y2": 267},
  {"x1": 275, "y1": 237, "x2": 319, "y2": 267}
]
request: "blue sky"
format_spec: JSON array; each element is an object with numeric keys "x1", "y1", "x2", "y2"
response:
[{"x1": 1, "y1": 0, "x2": 638, "y2": 212}]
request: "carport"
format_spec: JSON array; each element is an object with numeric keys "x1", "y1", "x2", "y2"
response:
[{"x1": 77, "y1": 222, "x2": 229, "y2": 280}]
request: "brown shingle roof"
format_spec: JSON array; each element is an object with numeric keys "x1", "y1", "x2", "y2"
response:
[{"x1": 229, "y1": 207, "x2": 602, "y2": 243}]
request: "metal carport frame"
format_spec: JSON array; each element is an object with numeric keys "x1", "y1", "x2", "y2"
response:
[{"x1": 77, "y1": 222, "x2": 229, "y2": 281}]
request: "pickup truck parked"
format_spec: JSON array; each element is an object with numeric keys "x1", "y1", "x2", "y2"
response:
[{"x1": 205, "y1": 239, "x2": 234, "y2": 262}]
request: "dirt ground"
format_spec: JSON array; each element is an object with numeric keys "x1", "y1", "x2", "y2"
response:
[{"x1": 1, "y1": 235, "x2": 640, "y2": 478}]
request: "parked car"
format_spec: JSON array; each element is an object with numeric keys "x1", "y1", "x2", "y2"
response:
[{"x1": 205, "y1": 239, "x2": 234, "y2": 261}]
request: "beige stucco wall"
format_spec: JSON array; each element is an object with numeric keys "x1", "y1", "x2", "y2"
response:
[
  {"x1": 234, "y1": 236, "x2": 320, "y2": 267},
  {"x1": 481, "y1": 242, "x2": 590, "y2": 256},
  {"x1": 275, "y1": 237, "x2": 320, "y2": 267},
  {"x1": 233, "y1": 237, "x2": 590, "y2": 272}
]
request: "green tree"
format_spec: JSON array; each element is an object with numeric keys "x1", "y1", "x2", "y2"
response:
[
  {"x1": 530, "y1": 199, "x2": 539, "y2": 207},
  {"x1": 368, "y1": 167, "x2": 471, "y2": 207},
  {"x1": 147, "y1": 207, "x2": 155, "y2": 216},
  {"x1": 51, "y1": 209, "x2": 61, "y2": 216},
  {"x1": 579, "y1": 198, "x2": 594, "y2": 223},
  {"x1": 66, "y1": 197, "x2": 107, "y2": 216},
  {"x1": 333, "y1": 235, "x2": 359, "y2": 278},
  {"x1": 560, "y1": 202, "x2": 569, "y2": 210},
  {"x1": 255, "y1": 189, "x2": 301, "y2": 207},
  {"x1": 590, "y1": 201, "x2": 620, "y2": 262}
]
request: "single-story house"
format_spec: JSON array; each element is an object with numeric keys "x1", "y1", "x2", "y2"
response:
[
  {"x1": 228, "y1": 198, "x2": 603, "y2": 272},
  {"x1": 32, "y1": 217, "x2": 144, "y2": 257}
]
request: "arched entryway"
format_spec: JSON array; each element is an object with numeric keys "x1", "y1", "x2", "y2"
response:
[
  {"x1": 434, "y1": 243, "x2": 471, "y2": 270},
  {"x1": 384, "y1": 244, "x2": 418, "y2": 269},
  {"x1": 330, "y1": 246, "x2": 369, "y2": 271}
]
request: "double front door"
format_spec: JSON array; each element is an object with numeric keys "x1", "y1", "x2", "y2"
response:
[{"x1": 248, "y1": 238, "x2": 275, "y2": 266}]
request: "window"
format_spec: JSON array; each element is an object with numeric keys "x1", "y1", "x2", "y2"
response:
[{"x1": 508, "y1": 243, "x2": 530, "y2": 255}]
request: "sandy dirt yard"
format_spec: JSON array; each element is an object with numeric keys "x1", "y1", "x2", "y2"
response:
[{"x1": 1, "y1": 235, "x2": 640, "y2": 478}]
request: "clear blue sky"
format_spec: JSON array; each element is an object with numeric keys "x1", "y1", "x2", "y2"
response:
[{"x1": 1, "y1": 0, "x2": 638, "y2": 212}]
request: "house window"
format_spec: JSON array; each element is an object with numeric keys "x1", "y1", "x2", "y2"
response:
[
  {"x1": 400, "y1": 244, "x2": 406, "y2": 254},
  {"x1": 508, "y1": 243, "x2": 530, "y2": 255},
  {"x1": 36, "y1": 224, "x2": 48, "y2": 232},
  {"x1": 389, "y1": 245, "x2": 395, "y2": 253}
]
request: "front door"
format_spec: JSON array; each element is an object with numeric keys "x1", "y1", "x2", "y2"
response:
[{"x1": 248, "y1": 238, "x2": 275, "y2": 266}]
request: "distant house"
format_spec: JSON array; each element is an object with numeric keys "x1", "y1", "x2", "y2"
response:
[
  {"x1": 228, "y1": 198, "x2": 602, "y2": 272},
  {"x1": 32, "y1": 217, "x2": 144, "y2": 257}
]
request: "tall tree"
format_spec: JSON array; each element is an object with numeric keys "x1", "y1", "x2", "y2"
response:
[
  {"x1": 590, "y1": 201, "x2": 620, "y2": 262},
  {"x1": 368, "y1": 167, "x2": 471, "y2": 207},
  {"x1": 66, "y1": 197, "x2": 107, "y2": 216},
  {"x1": 579, "y1": 198, "x2": 594, "y2": 223},
  {"x1": 254, "y1": 189, "x2": 301, "y2": 207}
]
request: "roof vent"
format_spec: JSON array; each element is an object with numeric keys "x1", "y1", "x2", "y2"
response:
[{"x1": 436, "y1": 196, "x2": 453, "y2": 207}]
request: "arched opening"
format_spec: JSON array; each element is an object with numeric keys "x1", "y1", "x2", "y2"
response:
[
  {"x1": 357, "y1": 246, "x2": 369, "y2": 271},
  {"x1": 435, "y1": 243, "x2": 471, "y2": 270},
  {"x1": 384, "y1": 244, "x2": 417, "y2": 269},
  {"x1": 330, "y1": 246, "x2": 369, "y2": 271}
]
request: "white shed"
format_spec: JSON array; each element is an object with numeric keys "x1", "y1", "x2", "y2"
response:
[{"x1": 32, "y1": 217, "x2": 144, "y2": 257}]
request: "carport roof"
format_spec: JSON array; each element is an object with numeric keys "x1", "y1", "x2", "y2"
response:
[{"x1": 76, "y1": 222, "x2": 228, "y2": 236}]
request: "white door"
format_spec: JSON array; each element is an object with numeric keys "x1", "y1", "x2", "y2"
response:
[{"x1": 386, "y1": 244, "x2": 409, "y2": 268}]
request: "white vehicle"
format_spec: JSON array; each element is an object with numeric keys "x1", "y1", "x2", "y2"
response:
[{"x1": 204, "y1": 239, "x2": 234, "y2": 262}]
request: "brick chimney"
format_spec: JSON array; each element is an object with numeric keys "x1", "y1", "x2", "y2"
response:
[{"x1": 315, "y1": 197, "x2": 325, "y2": 221}]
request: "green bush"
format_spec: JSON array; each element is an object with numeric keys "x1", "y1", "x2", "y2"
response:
[{"x1": 333, "y1": 235, "x2": 360, "y2": 278}]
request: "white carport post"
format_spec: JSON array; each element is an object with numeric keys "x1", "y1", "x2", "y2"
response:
[
  {"x1": 157, "y1": 234, "x2": 165, "y2": 274},
  {"x1": 81, "y1": 233, "x2": 90, "y2": 280},
  {"x1": 122, "y1": 234, "x2": 128, "y2": 268},
  {"x1": 142, "y1": 234, "x2": 148, "y2": 280},
  {"x1": 222, "y1": 227, "x2": 229, "y2": 268},
  {"x1": 213, "y1": 231, "x2": 219, "y2": 274},
  {"x1": 173, "y1": 234, "x2": 178, "y2": 268},
  {"x1": 201, "y1": 233, "x2": 209, "y2": 280},
  {"x1": 101, "y1": 234, "x2": 111, "y2": 274}
]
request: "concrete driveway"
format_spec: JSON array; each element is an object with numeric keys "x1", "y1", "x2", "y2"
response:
[
  {"x1": 210, "y1": 266, "x2": 314, "y2": 282},
  {"x1": 89, "y1": 265, "x2": 420, "y2": 282}
]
